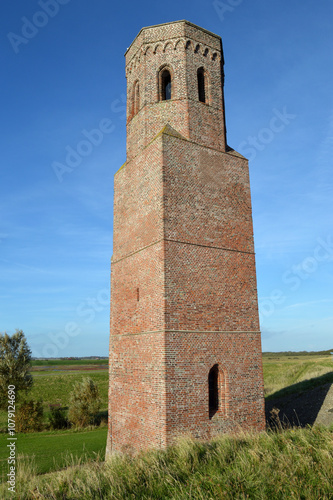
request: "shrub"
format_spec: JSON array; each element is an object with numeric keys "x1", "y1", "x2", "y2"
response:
[
  {"x1": 48, "y1": 403, "x2": 69, "y2": 430},
  {"x1": 16, "y1": 399, "x2": 44, "y2": 432},
  {"x1": 68, "y1": 377, "x2": 101, "y2": 427}
]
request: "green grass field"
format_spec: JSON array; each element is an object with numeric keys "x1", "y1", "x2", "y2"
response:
[
  {"x1": 0, "y1": 360, "x2": 109, "y2": 484},
  {"x1": 262, "y1": 352, "x2": 333, "y2": 396},
  {"x1": 31, "y1": 358, "x2": 108, "y2": 367},
  {"x1": 32, "y1": 359, "x2": 109, "y2": 370},
  {"x1": 0, "y1": 367, "x2": 109, "y2": 430},
  {"x1": 29, "y1": 370, "x2": 109, "y2": 408},
  {"x1": 0, "y1": 427, "x2": 107, "y2": 479}
]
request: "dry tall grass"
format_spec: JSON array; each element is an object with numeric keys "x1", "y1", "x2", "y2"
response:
[{"x1": 1, "y1": 426, "x2": 332, "y2": 499}]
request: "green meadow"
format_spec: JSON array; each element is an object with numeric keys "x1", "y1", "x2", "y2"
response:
[
  {"x1": 0, "y1": 427, "x2": 107, "y2": 477},
  {"x1": 0, "y1": 360, "x2": 109, "y2": 482},
  {"x1": 31, "y1": 358, "x2": 108, "y2": 367},
  {"x1": 262, "y1": 352, "x2": 333, "y2": 396},
  {"x1": 0, "y1": 365, "x2": 109, "y2": 430}
]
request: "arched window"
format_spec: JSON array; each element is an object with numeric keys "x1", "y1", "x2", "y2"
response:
[
  {"x1": 160, "y1": 69, "x2": 172, "y2": 101},
  {"x1": 208, "y1": 364, "x2": 219, "y2": 419},
  {"x1": 197, "y1": 67, "x2": 206, "y2": 103}
]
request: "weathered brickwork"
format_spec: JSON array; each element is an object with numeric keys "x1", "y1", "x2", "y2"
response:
[{"x1": 106, "y1": 20, "x2": 265, "y2": 456}]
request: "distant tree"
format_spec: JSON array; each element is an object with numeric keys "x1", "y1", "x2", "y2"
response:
[
  {"x1": 0, "y1": 330, "x2": 33, "y2": 409},
  {"x1": 68, "y1": 377, "x2": 101, "y2": 427}
]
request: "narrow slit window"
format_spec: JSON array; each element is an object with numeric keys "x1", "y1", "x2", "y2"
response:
[
  {"x1": 208, "y1": 364, "x2": 219, "y2": 418},
  {"x1": 161, "y1": 69, "x2": 172, "y2": 100},
  {"x1": 136, "y1": 287, "x2": 140, "y2": 302},
  {"x1": 198, "y1": 67, "x2": 206, "y2": 103},
  {"x1": 131, "y1": 81, "x2": 140, "y2": 117},
  {"x1": 134, "y1": 82, "x2": 140, "y2": 115}
]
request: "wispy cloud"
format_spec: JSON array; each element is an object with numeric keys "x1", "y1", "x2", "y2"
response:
[{"x1": 284, "y1": 299, "x2": 333, "y2": 310}]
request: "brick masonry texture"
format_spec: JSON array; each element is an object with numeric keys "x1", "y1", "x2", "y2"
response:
[{"x1": 106, "y1": 20, "x2": 265, "y2": 457}]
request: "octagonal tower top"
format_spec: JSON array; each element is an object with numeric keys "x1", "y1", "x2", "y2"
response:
[{"x1": 125, "y1": 20, "x2": 227, "y2": 160}]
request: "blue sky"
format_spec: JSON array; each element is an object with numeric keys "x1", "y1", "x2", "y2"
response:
[{"x1": 1, "y1": 0, "x2": 332, "y2": 357}]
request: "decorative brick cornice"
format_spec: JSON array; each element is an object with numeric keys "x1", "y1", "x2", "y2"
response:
[{"x1": 126, "y1": 37, "x2": 221, "y2": 77}]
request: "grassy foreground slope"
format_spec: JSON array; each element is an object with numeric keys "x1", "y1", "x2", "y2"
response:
[
  {"x1": 1, "y1": 426, "x2": 332, "y2": 499},
  {"x1": 1, "y1": 355, "x2": 332, "y2": 498}
]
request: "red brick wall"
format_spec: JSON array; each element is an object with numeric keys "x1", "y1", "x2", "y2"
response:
[
  {"x1": 164, "y1": 331, "x2": 265, "y2": 444},
  {"x1": 108, "y1": 136, "x2": 167, "y2": 453},
  {"x1": 109, "y1": 331, "x2": 167, "y2": 453},
  {"x1": 106, "y1": 21, "x2": 265, "y2": 457}
]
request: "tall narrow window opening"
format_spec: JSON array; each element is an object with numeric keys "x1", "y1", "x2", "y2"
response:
[
  {"x1": 198, "y1": 67, "x2": 206, "y2": 103},
  {"x1": 208, "y1": 364, "x2": 219, "y2": 419},
  {"x1": 161, "y1": 69, "x2": 172, "y2": 100},
  {"x1": 131, "y1": 81, "x2": 140, "y2": 117},
  {"x1": 134, "y1": 82, "x2": 140, "y2": 115}
]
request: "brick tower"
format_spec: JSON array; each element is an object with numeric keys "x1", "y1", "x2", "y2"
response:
[{"x1": 106, "y1": 20, "x2": 265, "y2": 456}]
